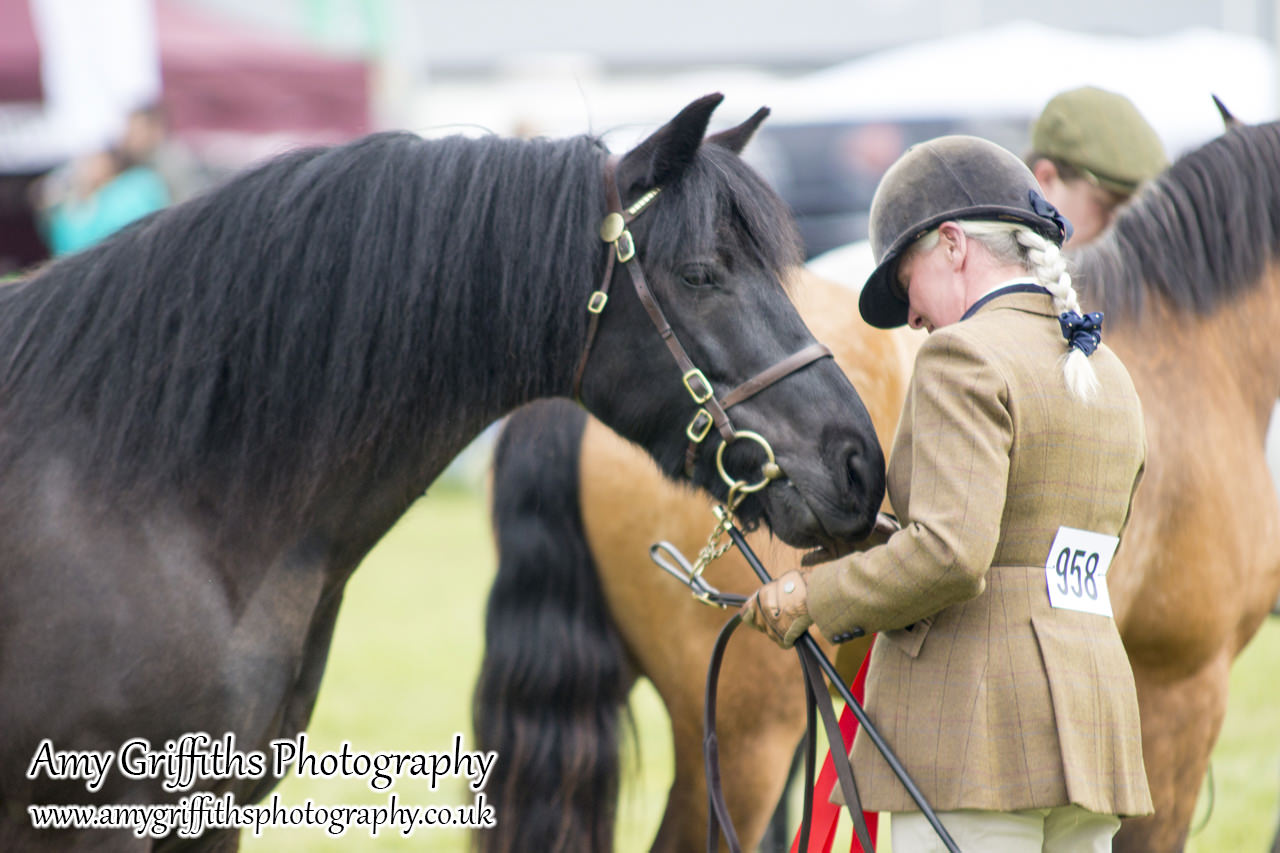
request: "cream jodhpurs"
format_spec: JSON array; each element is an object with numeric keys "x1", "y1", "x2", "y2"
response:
[{"x1": 890, "y1": 804, "x2": 1121, "y2": 853}]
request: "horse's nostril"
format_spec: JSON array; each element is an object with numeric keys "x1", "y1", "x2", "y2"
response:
[
  {"x1": 820, "y1": 427, "x2": 886, "y2": 516},
  {"x1": 845, "y1": 445, "x2": 870, "y2": 489},
  {"x1": 840, "y1": 441, "x2": 886, "y2": 508}
]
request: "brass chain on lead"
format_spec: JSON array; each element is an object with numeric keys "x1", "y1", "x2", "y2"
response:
[
  {"x1": 688, "y1": 484, "x2": 747, "y2": 582},
  {"x1": 689, "y1": 430, "x2": 785, "y2": 581}
]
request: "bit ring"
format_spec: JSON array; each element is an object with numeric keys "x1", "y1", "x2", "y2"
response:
[{"x1": 715, "y1": 430, "x2": 782, "y2": 494}]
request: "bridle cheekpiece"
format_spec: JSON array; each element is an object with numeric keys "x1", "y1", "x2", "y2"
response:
[{"x1": 573, "y1": 157, "x2": 834, "y2": 497}]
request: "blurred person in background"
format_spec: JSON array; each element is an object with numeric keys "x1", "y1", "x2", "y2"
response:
[
  {"x1": 809, "y1": 85, "x2": 1167, "y2": 284},
  {"x1": 118, "y1": 101, "x2": 207, "y2": 204},
  {"x1": 1026, "y1": 86, "x2": 1167, "y2": 248},
  {"x1": 34, "y1": 103, "x2": 175, "y2": 257}
]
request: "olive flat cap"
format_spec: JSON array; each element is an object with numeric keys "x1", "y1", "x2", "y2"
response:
[
  {"x1": 859, "y1": 135, "x2": 1069, "y2": 329},
  {"x1": 1031, "y1": 86, "x2": 1168, "y2": 195}
]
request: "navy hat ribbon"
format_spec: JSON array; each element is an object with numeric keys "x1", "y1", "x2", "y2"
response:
[
  {"x1": 1058, "y1": 310, "x2": 1103, "y2": 356},
  {"x1": 1029, "y1": 189, "x2": 1074, "y2": 243}
]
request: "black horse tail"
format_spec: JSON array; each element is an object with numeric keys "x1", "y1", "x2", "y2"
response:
[{"x1": 474, "y1": 400, "x2": 632, "y2": 853}]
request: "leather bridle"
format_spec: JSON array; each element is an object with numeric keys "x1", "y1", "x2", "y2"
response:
[{"x1": 572, "y1": 157, "x2": 834, "y2": 491}]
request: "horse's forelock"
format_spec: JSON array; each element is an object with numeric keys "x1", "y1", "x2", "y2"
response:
[{"x1": 638, "y1": 142, "x2": 801, "y2": 287}]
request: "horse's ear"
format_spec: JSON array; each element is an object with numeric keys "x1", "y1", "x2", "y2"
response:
[
  {"x1": 705, "y1": 106, "x2": 771, "y2": 154},
  {"x1": 616, "y1": 93, "x2": 724, "y2": 200},
  {"x1": 1212, "y1": 94, "x2": 1243, "y2": 130}
]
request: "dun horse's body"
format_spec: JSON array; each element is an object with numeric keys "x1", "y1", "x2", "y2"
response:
[
  {"x1": 0, "y1": 96, "x2": 887, "y2": 851},
  {"x1": 479, "y1": 120, "x2": 1280, "y2": 852}
]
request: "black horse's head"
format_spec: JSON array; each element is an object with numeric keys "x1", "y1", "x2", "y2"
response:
[{"x1": 577, "y1": 94, "x2": 885, "y2": 555}]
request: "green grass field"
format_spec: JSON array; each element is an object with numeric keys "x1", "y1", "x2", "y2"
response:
[{"x1": 242, "y1": 486, "x2": 1280, "y2": 852}]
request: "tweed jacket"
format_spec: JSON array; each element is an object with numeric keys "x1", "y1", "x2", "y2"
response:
[{"x1": 808, "y1": 290, "x2": 1153, "y2": 817}]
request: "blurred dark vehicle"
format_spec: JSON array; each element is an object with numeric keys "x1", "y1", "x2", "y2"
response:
[{"x1": 752, "y1": 116, "x2": 1030, "y2": 259}]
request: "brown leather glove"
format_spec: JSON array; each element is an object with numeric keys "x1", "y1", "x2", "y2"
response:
[{"x1": 739, "y1": 569, "x2": 813, "y2": 648}]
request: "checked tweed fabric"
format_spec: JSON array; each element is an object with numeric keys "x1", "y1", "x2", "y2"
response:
[{"x1": 808, "y1": 291, "x2": 1153, "y2": 817}]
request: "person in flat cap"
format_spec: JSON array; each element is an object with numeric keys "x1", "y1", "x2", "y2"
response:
[
  {"x1": 1028, "y1": 86, "x2": 1167, "y2": 247},
  {"x1": 741, "y1": 135, "x2": 1152, "y2": 851}
]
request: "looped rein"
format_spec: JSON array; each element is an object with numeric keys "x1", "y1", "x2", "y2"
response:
[
  {"x1": 703, "y1": 615, "x2": 875, "y2": 853},
  {"x1": 572, "y1": 156, "x2": 835, "y2": 485},
  {"x1": 651, "y1": 510, "x2": 961, "y2": 851},
  {"x1": 704, "y1": 524, "x2": 963, "y2": 853}
]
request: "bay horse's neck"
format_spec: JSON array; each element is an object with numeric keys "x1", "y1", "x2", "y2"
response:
[
  {"x1": 1071, "y1": 123, "x2": 1280, "y2": 442},
  {"x1": 1096, "y1": 262, "x2": 1280, "y2": 439}
]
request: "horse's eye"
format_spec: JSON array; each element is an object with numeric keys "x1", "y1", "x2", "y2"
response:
[{"x1": 680, "y1": 265, "x2": 718, "y2": 289}]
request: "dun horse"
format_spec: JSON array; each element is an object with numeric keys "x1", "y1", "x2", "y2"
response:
[
  {"x1": 478, "y1": 119, "x2": 1280, "y2": 852},
  {"x1": 0, "y1": 95, "x2": 887, "y2": 851}
]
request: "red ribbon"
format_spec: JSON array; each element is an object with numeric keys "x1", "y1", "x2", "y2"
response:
[{"x1": 791, "y1": 637, "x2": 878, "y2": 853}]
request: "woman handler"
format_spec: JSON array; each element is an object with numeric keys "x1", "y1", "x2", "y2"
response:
[{"x1": 741, "y1": 135, "x2": 1152, "y2": 851}]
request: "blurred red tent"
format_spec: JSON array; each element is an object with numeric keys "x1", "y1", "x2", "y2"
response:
[
  {"x1": 0, "y1": 0, "x2": 369, "y2": 171},
  {"x1": 155, "y1": 0, "x2": 369, "y2": 160},
  {"x1": 0, "y1": 0, "x2": 42, "y2": 103},
  {"x1": 0, "y1": 0, "x2": 369, "y2": 271}
]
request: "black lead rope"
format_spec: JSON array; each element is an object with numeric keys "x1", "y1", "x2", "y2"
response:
[
  {"x1": 717, "y1": 523, "x2": 963, "y2": 853},
  {"x1": 703, "y1": 614, "x2": 745, "y2": 853},
  {"x1": 703, "y1": 608, "x2": 876, "y2": 853}
]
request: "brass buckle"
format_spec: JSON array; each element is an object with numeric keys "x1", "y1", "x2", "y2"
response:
[
  {"x1": 682, "y1": 368, "x2": 713, "y2": 404},
  {"x1": 600, "y1": 187, "x2": 659, "y2": 265},
  {"x1": 587, "y1": 291, "x2": 608, "y2": 314},
  {"x1": 686, "y1": 409, "x2": 713, "y2": 443},
  {"x1": 615, "y1": 230, "x2": 635, "y2": 263}
]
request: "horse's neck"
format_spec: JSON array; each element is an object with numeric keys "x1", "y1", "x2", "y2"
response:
[
  {"x1": 1110, "y1": 265, "x2": 1280, "y2": 434},
  {"x1": 296, "y1": 226, "x2": 599, "y2": 567},
  {"x1": 295, "y1": 314, "x2": 585, "y2": 575}
]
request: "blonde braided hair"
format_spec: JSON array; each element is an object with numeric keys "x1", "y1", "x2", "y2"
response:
[
  {"x1": 910, "y1": 220, "x2": 1100, "y2": 401},
  {"x1": 1009, "y1": 226, "x2": 1099, "y2": 401}
]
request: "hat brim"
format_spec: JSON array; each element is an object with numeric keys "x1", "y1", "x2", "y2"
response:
[
  {"x1": 1076, "y1": 165, "x2": 1140, "y2": 197},
  {"x1": 858, "y1": 204, "x2": 1068, "y2": 330},
  {"x1": 859, "y1": 255, "x2": 910, "y2": 329}
]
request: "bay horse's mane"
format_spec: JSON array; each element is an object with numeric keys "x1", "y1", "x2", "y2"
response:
[
  {"x1": 0, "y1": 130, "x2": 800, "y2": 524},
  {"x1": 1075, "y1": 120, "x2": 1280, "y2": 319}
]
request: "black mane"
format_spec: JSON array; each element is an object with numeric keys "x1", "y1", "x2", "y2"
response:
[
  {"x1": 1074, "y1": 120, "x2": 1280, "y2": 319},
  {"x1": 0, "y1": 128, "x2": 799, "y2": 527},
  {"x1": 0, "y1": 132, "x2": 607, "y2": 516}
]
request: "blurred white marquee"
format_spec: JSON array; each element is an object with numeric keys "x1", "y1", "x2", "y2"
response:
[
  {"x1": 416, "y1": 21, "x2": 1274, "y2": 158},
  {"x1": 779, "y1": 21, "x2": 1274, "y2": 156}
]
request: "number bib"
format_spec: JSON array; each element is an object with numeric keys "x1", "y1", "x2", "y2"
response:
[{"x1": 1044, "y1": 526, "x2": 1119, "y2": 617}]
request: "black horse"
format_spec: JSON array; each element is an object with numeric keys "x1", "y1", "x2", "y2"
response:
[{"x1": 0, "y1": 95, "x2": 884, "y2": 850}]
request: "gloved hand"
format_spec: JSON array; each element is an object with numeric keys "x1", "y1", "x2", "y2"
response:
[{"x1": 739, "y1": 569, "x2": 813, "y2": 648}]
